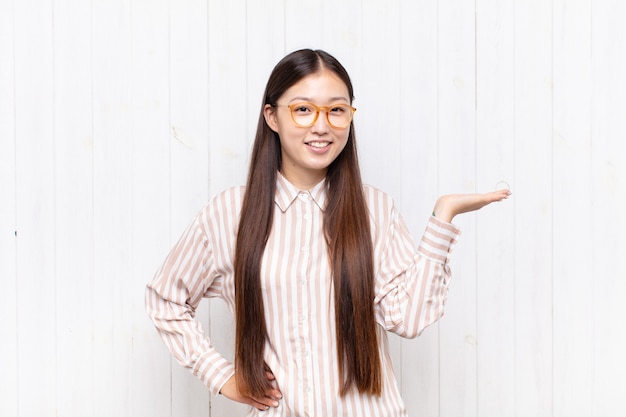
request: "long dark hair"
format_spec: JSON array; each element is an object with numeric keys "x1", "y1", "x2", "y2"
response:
[{"x1": 234, "y1": 49, "x2": 381, "y2": 397}]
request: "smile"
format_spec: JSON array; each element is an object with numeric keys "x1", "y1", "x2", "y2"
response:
[{"x1": 306, "y1": 141, "x2": 331, "y2": 149}]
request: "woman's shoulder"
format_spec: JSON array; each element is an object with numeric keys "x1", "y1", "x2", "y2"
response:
[
  {"x1": 195, "y1": 185, "x2": 246, "y2": 223},
  {"x1": 210, "y1": 185, "x2": 246, "y2": 203},
  {"x1": 362, "y1": 183, "x2": 395, "y2": 208},
  {"x1": 362, "y1": 183, "x2": 397, "y2": 221}
]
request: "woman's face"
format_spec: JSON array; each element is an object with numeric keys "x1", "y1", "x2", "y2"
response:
[{"x1": 264, "y1": 69, "x2": 351, "y2": 189}]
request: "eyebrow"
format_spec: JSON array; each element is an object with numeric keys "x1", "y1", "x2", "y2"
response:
[{"x1": 289, "y1": 96, "x2": 350, "y2": 103}]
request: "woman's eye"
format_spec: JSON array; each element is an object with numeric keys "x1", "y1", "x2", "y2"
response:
[
  {"x1": 294, "y1": 106, "x2": 312, "y2": 113},
  {"x1": 330, "y1": 106, "x2": 346, "y2": 114}
]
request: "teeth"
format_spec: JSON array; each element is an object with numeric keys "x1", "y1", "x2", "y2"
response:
[{"x1": 308, "y1": 141, "x2": 330, "y2": 148}]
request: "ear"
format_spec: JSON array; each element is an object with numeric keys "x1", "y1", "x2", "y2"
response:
[{"x1": 264, "y1": 104, "x2": 279, "y2": 133}]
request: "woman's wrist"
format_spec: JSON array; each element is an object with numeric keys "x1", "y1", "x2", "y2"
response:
[{"x1": 432, "y1": 197, "x2": 455, "y2": 223}]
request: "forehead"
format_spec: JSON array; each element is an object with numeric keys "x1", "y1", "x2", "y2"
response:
[{"x1": 281, "y1": 70, "x2": 350, "y2": 103}]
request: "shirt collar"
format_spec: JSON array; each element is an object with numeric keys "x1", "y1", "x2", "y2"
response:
[{"x1": 275, "y1": 172, "x2": 327, "y2": 213}]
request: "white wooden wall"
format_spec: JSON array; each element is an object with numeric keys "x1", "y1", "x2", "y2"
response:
[{"x1": 1, "y1": 0, "x2": 625, "y2": 416}]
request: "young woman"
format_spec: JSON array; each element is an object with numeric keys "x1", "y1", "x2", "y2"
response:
[{"x1": 145, "y1": 49, "x2": 510, "y2": 416}]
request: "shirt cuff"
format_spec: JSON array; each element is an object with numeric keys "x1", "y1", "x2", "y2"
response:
[
  {"x1": 195, "y1": 354, "x2": 236, "y2": 396},
  {"x1": 417, "y1": 215, "x2": 461, "y2": 264}
]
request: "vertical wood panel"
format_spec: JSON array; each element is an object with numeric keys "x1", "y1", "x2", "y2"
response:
[
  {"x1": 590, "y1": 0, "x2": 626, "y2": 414},
  {"x1": 53, "y1": 1, "x2": 95, "y2": 415},
  {"x1": 207, "y1": 1, "x2": 248, "y2": 415},
  {"x1": 358, "y1": 0, "x2": 401, "y2": 197},
  {"x1": 475, "y1": 0, "x2": 516, "y2": 415},
  {"x1": 513, "y1": 0, "x2": 553, "y2": 415},
  {"x1": 14, "y1": 0, "x2": 57, "y2": 415},
  {"x1": 437, "y1": 2, "x2": 478, "y2": 416},
  {"x1": 0, "y1": 1, "x2": 18, "y2": 416},
  {"x1": 322, "y1": 0, "x2": 361, "y2": 67},
  {"x1": 552, "y1": 0, "x2": 593, "y2": 415},
  {"x1": 92, "y1": 1, "x2": 133, "y2": 416},
  {"x1": 207, "y1": 0, "x2": 248, "y2": 194},
  {"x1": 284, "y1": 0, "x2": 324, "y2": 52},
  {"x1": 169, "y1": 0, "x2": 211, "y2": 415},
  {"x1": 130, "y1": 0, "x2": 172, "y2": 415},
  {"x1": 397, "y1": 1, "x2": 441, "y2": 415}
]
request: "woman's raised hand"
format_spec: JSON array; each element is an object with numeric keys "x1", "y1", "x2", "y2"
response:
[{"x1": 432, "y1": 189, "x2": 511, "y2": 223}]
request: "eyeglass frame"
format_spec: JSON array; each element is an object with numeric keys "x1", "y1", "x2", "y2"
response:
[{"x1": 274, "y1": 102, "x2": 357, "y2": 129}]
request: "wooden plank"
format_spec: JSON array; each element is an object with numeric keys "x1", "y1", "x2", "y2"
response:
[
  {"x1": 436, "y1": 1, "x2": 478, "y2": 416},
  {"x1": 357, "y1": 0, "x2": 402, "y2": 197},
  {"x1": 284, "y1": 0, "x2": 324, "y2": 53},
  {"x1": 0, "y1": 1, "x2": 18, "y2": 416},
  {"x1": 322, "y1": 0, "x2": 361, "y2": 57},
  {"x1": 13, "y1": 0, "x2": 57, "y2": 415},
  {"x1": 590, "y1": 0, "x2": 626, "y2": 414},
  {"x1": 169, "y1": 0, "x2": 211, "y2": 415},
  {"x1": 91, "y1": 1, "x2": 134, "y2": 416},
  {"x1": 552, "y1": 0, "x2": 593, "y2": 414},
  {"x1": 52, "y1": 0, "x2": 95, "y2": 415},
  {"x1": 474, "y1": 0, "x2": 516, "y2": 415},
  {"x1": 513, "y1": 0, "x2": 554, "y2": 415},
  {"x1": 129, "y1": 0, "x2": 172, "y2": 416},
  {"x1": 207, "y1": 0, "x2": 248, "y2": 414},
  {"x1": 396, "y1": 1, "x2": 441, "y2": 415},
  {"x1": 207, "y1": 0, "x2": 248, "y2": 195}
]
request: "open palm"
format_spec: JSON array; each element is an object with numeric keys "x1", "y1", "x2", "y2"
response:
[{"x1": 433, "y1": 189, "x2": 511, "y2": 223}]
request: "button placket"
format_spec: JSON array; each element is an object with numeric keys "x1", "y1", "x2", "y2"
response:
[{"x1": 296, "y1": 191, "x2": 314, "y2": 409}]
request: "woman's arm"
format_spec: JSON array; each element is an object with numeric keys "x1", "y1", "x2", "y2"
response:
[{"x1": 373, "y1": 187, "x2": 511, "y2": 338}]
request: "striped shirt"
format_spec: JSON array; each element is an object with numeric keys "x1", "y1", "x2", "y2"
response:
[{"x1": 145, "y1": 173, "x2": 461, "y2": 417}]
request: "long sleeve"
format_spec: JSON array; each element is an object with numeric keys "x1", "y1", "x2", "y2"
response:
[
  {"x1": 145, "y1": 197, "x2": 238, "y2": 396},
  {"x1": 373, "y1": 202, "x2": 461, "y2": 339}
]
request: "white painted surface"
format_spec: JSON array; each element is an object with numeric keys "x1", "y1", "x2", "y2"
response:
[{"x1": 1, "y1": 0, "x2": 625, "y2": 416}]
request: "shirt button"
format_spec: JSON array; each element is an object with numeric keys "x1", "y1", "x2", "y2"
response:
[
  {"x1": 303, "y1": 214, "x2": 310, "y2": 220},
  {"x1": 298, "y1": 193, "x2": 310, "y2": 202},
  {"x1": 302, "y1": 351, "x2": 309, "y2": 357}
]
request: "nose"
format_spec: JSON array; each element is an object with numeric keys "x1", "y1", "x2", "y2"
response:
[{"x1": 310, "y1": 109, "x2": 330, "y2": 134}]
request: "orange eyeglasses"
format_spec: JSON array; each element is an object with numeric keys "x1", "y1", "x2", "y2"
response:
[{"x1": 276, "y1": 102, "x2": 356, "y2": 129}]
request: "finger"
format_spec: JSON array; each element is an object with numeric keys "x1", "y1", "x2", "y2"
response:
[
  {"x1": 250, "y1": 395, "x2": 280, "y2": 410},
  {"x1": 490, "y1": 190, "x2": 511, "y2": 201},
  {"x1": 269, "y1": 388, "x2": 282, "y2": 400},
  {"x1": 499, "y1": 189, "x2": 512, "y2": 199},
  {"x1": 250, "y1": 400, "x2": 270, "y2": 411},
  {"x1": 243, "y1": 396, "x2": 274, "y2": 411},
  {"x1": 264, "y1": 371, "x2": 282, "y2": 399}
]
